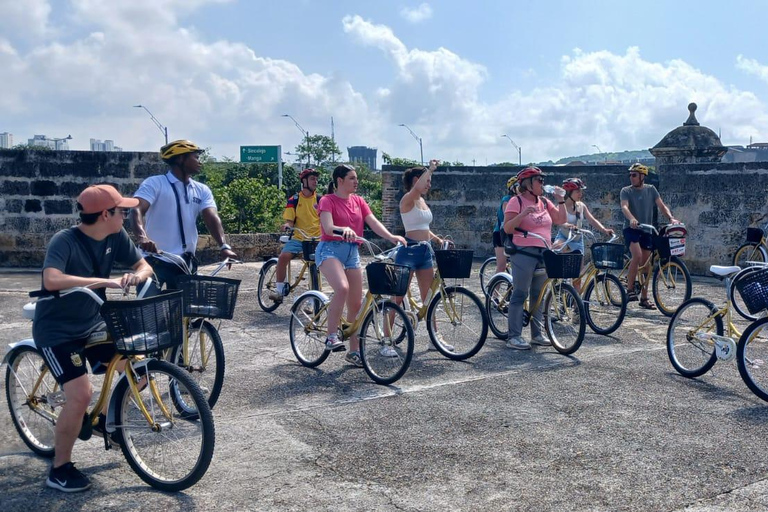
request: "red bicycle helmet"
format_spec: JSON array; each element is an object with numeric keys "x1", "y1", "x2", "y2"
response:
[
  {"x1": 516, "y1": 166, "x2": 546, "y2": 181},
  {"x1": 299, "y1": 168, "x2": 320, "y2": 181},
  {"x1": 562, "y1": 177, "x2": 586, "y2": 191}
]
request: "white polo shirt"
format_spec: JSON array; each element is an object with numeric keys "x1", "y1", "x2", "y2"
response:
[{"x1": 134, "y1": 172, "x2": 217, "y2": 255}]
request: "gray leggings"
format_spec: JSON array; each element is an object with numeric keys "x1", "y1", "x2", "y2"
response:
[{"x1": 508, "y1": 248, "x2": 547, "y2": 338}]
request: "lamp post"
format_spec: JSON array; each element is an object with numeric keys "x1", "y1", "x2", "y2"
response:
[
  {"x1": 501, "y1": 134, "x2": 522, "y2": 165},
  {"x1": 282, "y1": 114, "x2": 311, "y2": 168},
  {"x1": 133, "y1": 105, "x2": 168, "y2": 145},
  {"x1": 398, "y1": 124, "x2": 423, "y2": 165},
  {"x1": 592, "y1": 144, "x2": 605, "y2": 163}
]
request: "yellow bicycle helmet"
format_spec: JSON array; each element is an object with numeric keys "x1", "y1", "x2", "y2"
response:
[
  {"x1": 506, "y1": 176, "x2": 519, "y2": 191},
  {"x1": 160, "y1": 140, "x2": 203, "y2": 161},
  {"x1": 628, "y1": 163, "x2": 649, "y2": 175}
]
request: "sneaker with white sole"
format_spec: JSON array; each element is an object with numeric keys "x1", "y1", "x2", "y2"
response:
[
  {"x1": 325, "y1": 336, "x2": 345, "y2": 352},
  {"x1": 506, "y1": 336, "x2": 531, "y2": 350},
  {"x1": 530, "y1": 334, "x2": 551, "y2": 346},
  {"x1": 429, "y1": 334, "x2": 455, "y2": 352},
  {"x1": 344, "y1": 351, "x2": 363, "y2": 367},
  {"x1": 268, "y1": 289, "x2": 284, "y2": 302},
  {"x1": 379, "y1": 345, "x2": 398, "y2": 357},
  {"x1": 46, "y1": 462, "x2": 91, "y2": 493}
]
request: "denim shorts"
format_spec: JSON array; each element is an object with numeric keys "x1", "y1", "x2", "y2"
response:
[
  {"x1": 316, "y1": 241, "x2": 361, "y2": 270},
  {"x1": 281, "y1": 239, "x2": 303, "y2": 255},
  {"x1": 554, "y1": 233, "x2": 584, "y2": 254},
  {"x1": 395, "y1": 240, "x2": 434, "y2": 271}
]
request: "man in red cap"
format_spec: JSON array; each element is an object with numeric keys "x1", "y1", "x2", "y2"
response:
[{"x1": 33, "y1": 184, "x2": 153, "y2": 492}]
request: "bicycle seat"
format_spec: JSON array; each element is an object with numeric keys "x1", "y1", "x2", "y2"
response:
[
  {"x1": 279, "y1": 235, "x2": 290, "y2": 244},
  {"x1": 709, "y1": 265, "x2": 740, "y2": 277},
  {"x1": 22, "y1": 302, "x2": 36, "y2": 320}
]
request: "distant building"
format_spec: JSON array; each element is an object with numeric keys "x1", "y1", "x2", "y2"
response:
[
  {"x1": 90, "y1": 138, "x2": 123, "y2": 152},
  {"x1": 28, "y1": 134, "x2": 70, "y2": 150},
  {"x1": 0, "y1": 132, "x2": 13, "y2": 149},
  {"x1": 721, "y1": 144, "x2": 768, "y2": 163},
  {"x1": 347, "y1": 146, "x2": 377, "y2": 170}
]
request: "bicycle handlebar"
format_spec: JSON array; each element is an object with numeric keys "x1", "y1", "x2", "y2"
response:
[
  {"x1": 146, "y1": 252, "x2": 240, "y2": 277},
  {"x1": 29, "y1": 277, "x2": 155, "y2": 306},
  {"x1": 637, "y1": 223, "x2": 659, "y2": 235}
]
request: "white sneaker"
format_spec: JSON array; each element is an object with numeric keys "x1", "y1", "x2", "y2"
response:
[
  {"x1": 379, "y1": 345, "x2": 398, "y2": 357},
  {"x1": 506, "y1": 336, "x2": 531, "y2": 350},
  {"x1": 429, "y1": 334, "x2": 455, "y2": 352},
  {"x1": 530, "y1": 334, "x2": 551, "y2": 346},
  {"x1": 268, "y1": 290, "x2": 283, "y2": 302}
]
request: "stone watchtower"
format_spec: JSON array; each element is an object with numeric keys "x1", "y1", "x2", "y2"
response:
[{"x1": 649, "y1": 103, "x2": 728, "y2": 165}]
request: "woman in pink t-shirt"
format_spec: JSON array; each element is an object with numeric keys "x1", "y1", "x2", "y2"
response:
[
  {"x1": 315, "y1": 164, "x2": 406, "y2": 367},
  {"x1": 502, "y1": 166, "x2": 567, "y2": 350}
]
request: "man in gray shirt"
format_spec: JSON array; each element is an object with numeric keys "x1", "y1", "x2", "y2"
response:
[{"x1": 620, "y1": 163, "x2": 679, "y2": 309}]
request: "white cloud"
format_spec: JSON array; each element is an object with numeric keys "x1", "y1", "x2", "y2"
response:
[
  {"x1": 0, "y1": 0, "x2": 52, "y2": 40},
  {"x1": 736, "y1": 55, "x2": 768, "y2": 84},
  {"x1": 400, "y1": 3, "x2": 433, "y2": 24}
]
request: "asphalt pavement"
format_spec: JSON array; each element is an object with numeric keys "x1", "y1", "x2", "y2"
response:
[{"x1": 2, "y1": 260, "x2": 768, "y2": 511}]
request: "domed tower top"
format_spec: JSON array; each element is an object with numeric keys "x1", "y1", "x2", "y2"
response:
[{"x1": 650, "y1": 103, "x2": 727, "y2": 164}]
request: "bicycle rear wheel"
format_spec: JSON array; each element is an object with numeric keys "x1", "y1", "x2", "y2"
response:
[
  {"x1": 257, "y1": 259, "x2": 281, "y2": 312},
  {"x1": 485, "y1": 274, "x2": 513, "y2": 340},
  {"x1": 479, "y1": 257, "x2": 498, "y2": 297},
  {"x1": 583, "y1": 273, "x2": 627, "y2": 335},
  {"x1": 5, "y1": 346, "x2": 58, "y2": 457},
  {"x1": 114, "y1": 359, "x2": 215, "y2": 492},
  {"x1": 666, "y1": 298, "x2": 720, "y2": 378},
  {"x1": 737, "y1": 317, "x2": 768, "y2": 402},
  {"x1": 426, "y1": 286, "x2": 488, "y2": 360},
  {"x1": 652, "y1": 256, "x2": 692, "y2": 317},
  {"x1": 289, "y1": 293, "x2": 331, "y2": 367},
  {"x1": 360, "y1": 300, "x2": 414, "y2": 385},
  {"x1": 733, "y1": 243, "x2": 767, "y2": 268},
  {"x1": 169, "y1": 319, "x2": 224, "y2": 412},
  {"x1": 543, "y1": 282, "x2": 585, "y2": 355}
]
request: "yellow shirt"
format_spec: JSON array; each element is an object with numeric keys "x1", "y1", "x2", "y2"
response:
[{"x1": 283, "y1": 191, "x2": 321, "y2": 240}]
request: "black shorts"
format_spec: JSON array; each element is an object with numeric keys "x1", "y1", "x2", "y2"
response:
[
  {"x1": 623, "y1": 228, "x2": 654, "y2": 251},
  {"x1": 492, "y1": 231, "x2": 504, "y2": 248},
  {"x1": 39, "y1": 328, "x2": 116, "y2": 386}
]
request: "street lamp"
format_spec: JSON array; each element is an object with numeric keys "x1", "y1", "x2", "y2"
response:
[
  {"x1": 398, "y1": 124, "x2": 423, "y2": 165},
  {"x1": 282, "y1": 114, "x2": 311, "y2": 168},
  {"x1": 501, "y1": 135, "x2": 522, "y2": 165},
  {"x1": 592, "y1": 144, "x2": 606, "y2": 163},
  {"x1": 133, "y1": 105, "x2": 168, "y2": 145}
]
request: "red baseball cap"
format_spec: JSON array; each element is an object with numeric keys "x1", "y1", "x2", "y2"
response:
[{"x1": 77, "y1": 185, "x2": 139, "y2": 214}]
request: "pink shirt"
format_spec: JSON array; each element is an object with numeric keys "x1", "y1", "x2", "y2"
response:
[
  {"x1": 504, "y1": 195, "x2": 557, "y2": 248},
  {"x1": 317, "y1": 193, "x2": 373, "y2": 243}
]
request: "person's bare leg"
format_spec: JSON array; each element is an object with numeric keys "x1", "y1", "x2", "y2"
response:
[{"x1": 53, "y1": 374, "x2": 92, "y2": 468}]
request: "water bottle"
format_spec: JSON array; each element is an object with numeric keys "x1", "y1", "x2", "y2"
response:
[{"x1": 543, "y1": 185, "x2": 556, "y2": 194}]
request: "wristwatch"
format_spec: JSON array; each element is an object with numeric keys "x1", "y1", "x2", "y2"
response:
[{"x1": 220, "y1": 243, "x2": 232, "y2": 251}]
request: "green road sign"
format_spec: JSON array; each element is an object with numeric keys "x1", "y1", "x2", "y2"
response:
[{"x1": 240, "y1": 145, "x2": 280, "y2": 163}]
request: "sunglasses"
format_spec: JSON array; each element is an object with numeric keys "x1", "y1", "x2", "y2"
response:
[
  {"x1": 629, "y1": 173, "x2": 640, "y2": 178},
  {"x1": 533, "y1": 177, "x2": 545, "y2": 183},
  {"x1": 108, "y1": 208, "x2": 132, "y2": 218}
]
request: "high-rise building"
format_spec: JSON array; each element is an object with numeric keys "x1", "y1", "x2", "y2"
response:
[
  {"x1": 90, "y1": 138, "x2": 122, "y2": 152},
  {"x1": 347, "y1": 146, "x2": 377, "y2": 170},
  {"x1": 28, "y1": 134, "x2": 70, "y2": 150},
  {"x1": 0, "y1": 132, "x2": 13, "y2": 149}
]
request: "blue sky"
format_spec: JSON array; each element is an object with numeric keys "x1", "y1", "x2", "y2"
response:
[{"x1": 2, "y1": 0, "x2": 768, "y2": 164}]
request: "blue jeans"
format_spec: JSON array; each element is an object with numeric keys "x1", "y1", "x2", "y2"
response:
[
  {"x1": 315, "y1": 241, "x2": 361, "y2": 270},
  {"x1": 394, "y1": 239, "x2": 434, "y2": 271}
]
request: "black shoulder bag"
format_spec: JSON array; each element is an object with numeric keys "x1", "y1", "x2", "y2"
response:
[{"x1": 166, "y1": 176, "x2": 198, "y2": 274}]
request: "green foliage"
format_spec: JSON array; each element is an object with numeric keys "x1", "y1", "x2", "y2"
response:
[
  {"x1": 296, "y1": 134, "x2": 341, "y2": 167},
  {"x1": 216, "y1": 177, "x2": 284, "y2": 234},
  {"x1": 351, "y1": 162, "x2": 382, "y2": 218},
  {"x1": 381, "y1": 152, "x2": 419, "y2": 167},
  {"x1": 11, "y1": 144, "x2": 53, "y2": 152}
]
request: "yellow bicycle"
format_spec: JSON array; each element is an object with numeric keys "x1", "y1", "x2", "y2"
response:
[{"x1": 732, "y1": 223, "x2": 768, "y2": 268}]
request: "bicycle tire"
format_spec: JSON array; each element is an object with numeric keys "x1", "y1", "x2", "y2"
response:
[
  {"x1": 289, "y1": 293, "x2": 331, "y2": 367},
  {"x1": 169, "y1": 319, "x2": 225, "y2": 413},
  {"x1": 666, "y1": 298, "x2": 720, "y2": 378},
  {"x1": 426, "y1": 286, "x2": 488, "y2": 360},
  {"x1": 359, "y1": 300, "x2": 414, "y2": 385},
  {"x1": 583, "y1": 273, "x2": 627, "y2": 335},
  {"x1": 479, "y1": 257, "x2": 498, "y2": 297},
  {"x1": 652, "y1": 256, "x2": 692, "y2": 317},
  {"x1": 257, "y1": 259, "x2": 282, "y2": 312},
  {"x1": 5, "y1": 346, "x2": 58, "y2": 457},
  {"x1": 485, "y1": 274, "x2": 513, "y2": 340},
  {"x1": 732, "y1": 243, "x2": 767, "y2": 268},
  {"x1": 737, "y1": 317, "x2": 768, "y2": 402},
  {"x1": 730, "y1": 265, "x2": 765, "y2": 321},
  {"x1": 114, "y1": 359, "x2": 215, "y2": 491},
  {"x1": 544, "y1": 282, "x2": 586, "y2": 355}
]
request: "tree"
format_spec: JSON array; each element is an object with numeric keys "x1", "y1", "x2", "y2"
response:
[
  {"x1": 349, "y1": 162, "x2": 382, "y2": 218},
  {"x1": 295, "y1": 134, "x2": 341, "y2": 167},
  {"x1": 216, "y1": 177, "x2": 284, "y2": 234},
  {"x1": 381, "y1": 152, "x2": 419, "y2": 167}
]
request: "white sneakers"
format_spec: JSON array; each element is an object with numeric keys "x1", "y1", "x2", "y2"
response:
[
  {"x1": 530, "y1": 334, "x2": 551, "y2": 346},
  {"x1": 507, "y1": 335, "x2": 550, "y2": 349}
]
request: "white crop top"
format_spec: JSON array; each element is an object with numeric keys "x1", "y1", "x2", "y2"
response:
[{"x1": 401, "y1": 206, "x2": 433, "y2": 232}]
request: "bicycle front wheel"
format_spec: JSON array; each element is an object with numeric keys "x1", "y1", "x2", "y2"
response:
[
  {"x1": 730, "y1": 265, "x2": 765, "y2": 321},
  {"x1": 583, "y1": 273, "x2": 627, "y2": 335},
  {"x1": 114, "y1": 360, "x2": 214, "y2": 491},
  {"x1": 169, "y1": 319, "x2": 225, "y2": 412},
  {"x1": 5, "y1": 346, "x2": 58, "y2": 457},
  {"x1": 666, "y1": 298, "x2": 720, "y2": 378},
  {"x1": 733, "y1": 243, "x2": 767, "y2": 268},
  {"x1": 652, "y1": 256, "x2": 692, "y2": 317},
  {"x1": 289, "y1": 293, "x2": 331, "y2": 367},
  {"x1": 257, "y1": 260, "x2": 281, "y2": 312},
  {"x1": 479, "y1": 257, "x2": 498, "y2": 297},
  {"x1": 485, "y1": 274, "x2": 513, "y2": 340},
  {"x1": 544, "y1": 282, "x2": 585, "y2": 355},
  {"x1": 427, "y1": 286, "x2": 488, "y2": 360},
  {"x1": 360, "y1": 300, "x2": 414, "y2": 385},
  {"x1": 737, "y1": 317, "x2": 768, "y2": 402}
]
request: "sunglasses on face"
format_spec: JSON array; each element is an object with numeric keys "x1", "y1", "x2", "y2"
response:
[
  {"x1": 533, "y1": 177, "x2": 545, "y2": 183},
  {"x1": 108, "y1": 208, "x2": 132, "y2": 218},
  {"x1": 629, "y1": 173, "x2": 640, "y2": 178}
]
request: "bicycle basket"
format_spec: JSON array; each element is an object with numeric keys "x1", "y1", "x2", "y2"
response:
[
  {"x1": 590, "y1": 243, "x2": 626, "y2": 270},
  {"x1": 176, "y1": 275, "x2": 241, "y2": 319},
  {"x1": 542, "y1": 250, "x2": 582, "y2": 279},
  {"x1": 435, "y1": 249, "x2": 474, "y2": 279},
  {"x1": 736, "y1": 268, "x2": 768, "y2": 315},
  {"x1": 366, "y1": 262, "x2": 410, "y2": 295},
  {"x1": 302, "y1": 240, "x2": 319, "y2": 261},
  {"x1": 100, "y1": 291, "x2": 184, "y2": 355},
  {"x1": 653, "y1": 235, "x2": 672, "y2": 260},
  {"x1": 747, "y1": 227, "x2": 765, "y2": 244}
]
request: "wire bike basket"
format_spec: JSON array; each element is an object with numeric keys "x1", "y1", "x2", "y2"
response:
[
  {"x1": 100, "y1": 291, "x2": 184, "y2": 355},
  {"x1": 543, "y1": 250, "x2": 582, "y2": 279},
  {"x1": 747, "y1": 227, "x2": 765, "y2": 244},
  {"x1": 302, "y1": 240, "x2": 319, "y2": 262},
  {"x1": 590, "y1": 243, "x2": 626, "y2": 270},
  {"x1": 736, "y1": 267, "x2": 768, "y2": 315},
  {"x1": 435, "y1": 249, "x2": 474, "y2": 279},
  {"x1": 366, "y1": 262, "x2": 411, "y2": 295},
  {"x1": 177, "y1": 275, "x2": 241, "y2": 320}
]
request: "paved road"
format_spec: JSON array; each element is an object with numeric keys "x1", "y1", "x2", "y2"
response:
[{"x1": 1, "y1": 261, "x2": 768, "y2": 511}]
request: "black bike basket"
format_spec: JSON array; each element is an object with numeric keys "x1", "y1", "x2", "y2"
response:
[
  {"x1": 435, "y1": 249, "x2": 474, "y2": 279},
  {"x1": 100, "y1": 291, "x2": 184, "y2": 355},
  {"x1": 366, "y1": 262, "x2": 410, "y2": 295},
  {"x1": 736, "y1": 268, "x2": 768, "y2": 315},
  {"x1": 590, "y1": 243, "x2": 626, "y2": 270},
  {"x1": 302, "y1": 240, "x2": 319, "y2": 261},
  {"x1": 542, "y1": 250, "x2": 582, "y2": 279},
  {"x1": 654, "y1": 236, "x2": 672, "y2": 260},
  {"x1": 176, "y1": 275, "x2": 241, "y2": 320},
  {"x1": 747, "y1": 227, "x2": 765, "y2": 244}
]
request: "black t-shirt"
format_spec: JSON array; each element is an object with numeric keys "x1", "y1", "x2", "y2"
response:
[{"x1": 32, "y1": 227, "x2": 142, "y2": 347}]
